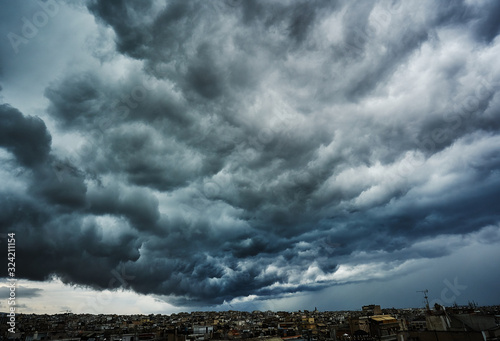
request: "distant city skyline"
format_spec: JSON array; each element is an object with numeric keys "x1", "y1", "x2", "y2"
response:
[
  {"x1": 3, "y1": 304, "x2": 499, "y2": 341},
  {"x1": 1, "y1": 0, "x2": 500, "y2": 315}
]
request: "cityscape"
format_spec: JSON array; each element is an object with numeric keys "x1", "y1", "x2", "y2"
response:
[{"x1": 2, "y1": 303, "x2": 500, "y2": 341}]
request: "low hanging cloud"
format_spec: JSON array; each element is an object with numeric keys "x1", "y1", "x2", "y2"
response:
[{"x1": 1, "y1": 0, "x2": 500, "y2": 308}]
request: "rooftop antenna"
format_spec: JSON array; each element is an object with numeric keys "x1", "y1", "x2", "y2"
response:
[{"x1": 417, "y1": 289, "x2": 430, "y2": 310}]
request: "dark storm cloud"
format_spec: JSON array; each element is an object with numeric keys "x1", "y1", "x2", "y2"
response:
[
  {"x1": 0, "y1": 102, "x2": 88, "y2": 209},
  {"x1": 2, "y1": 0, "x2": 500, "y2": 308},
  {"x1": 471, "y1": 0, "x2": 500, "y2": 43},
  {"x1": 0, "y1": 104, "x2": 51, "y2": 167},
  {"x1": 87, "y1": 0, "x2": 158, "y2": 59},
  {"x1": 0, "y1": 101, "x2": 143, "y2": 289},
  {"x1": 87, "y1": 183, "x2": 161, "y2": 232},
  {"x1": 44, "y1": 72, "x2": 106, "y2": 129}
]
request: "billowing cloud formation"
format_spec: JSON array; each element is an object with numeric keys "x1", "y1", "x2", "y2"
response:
[
  {"x1": 0, "y1": 104, "x2": 51, "y2": 167},
  {"x1": 1, "y1": 0, "x2": 500, "y2": 308}
]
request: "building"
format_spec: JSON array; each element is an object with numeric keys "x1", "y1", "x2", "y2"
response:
[
  {"x1": 350, "y1": 313, "x2": 400, "y2": 341},
  {"x1": 363, "y1": 306, "x2": 382, "y2": 316},
  {"x1": 399, "y1": 305, "x2": 499, "y2": 341},
  {"x1": 368, "y1": 315, "x2": 400, "y2": 341}
]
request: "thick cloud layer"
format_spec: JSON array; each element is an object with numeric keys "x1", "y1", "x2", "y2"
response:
[
  {"x1": 1, "y1": 0, "x2": 500, "y2": 308},
  {"x1": 0, "y1": 104, "x2": 51, "y2": 167}
]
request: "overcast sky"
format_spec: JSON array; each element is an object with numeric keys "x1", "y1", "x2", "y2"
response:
[{"x1": 1, "y1": 0, "x2": 500, "y2": 315}]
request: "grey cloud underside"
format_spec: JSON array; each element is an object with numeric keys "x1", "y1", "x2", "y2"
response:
[
  {"x1": 0, "y1": 285, "x2": 42, "y2": 299},
  {"x1": 1, "y1": 0, "x2": 500, "y2": 307}
]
